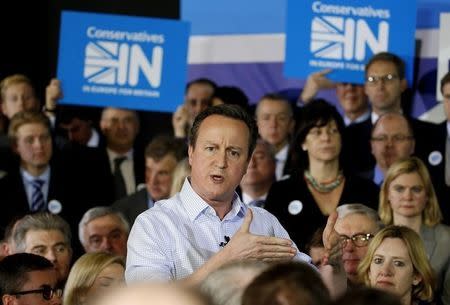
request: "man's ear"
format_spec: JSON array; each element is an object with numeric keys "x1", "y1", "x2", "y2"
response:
[
  {"x1": 3, "y1": 294, "x2": 17, "y2": 305},
  {"x1": 288, "y1": 119, "x2": 295, "y2": 134},
  {"x1": 400, "y1": 78, "x2": 408, "y2": 93},
  {"x1": 188, "y1": 145, "x2": 193, "y2": 166},
  {"x1": 99, "y1": 119, "x2": 108, "y2": 134},
  {"x1": 11, "y1": 142, "x2": 19, "y2": 155}
]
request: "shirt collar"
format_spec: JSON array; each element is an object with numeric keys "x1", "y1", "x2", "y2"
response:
[
  {"x1": 180, "y1": 178, "x2": 246, "y2": 222},
  {"x1": 446, "y1": 121, "x2": 450, "y2": 138},
  {"x1": 21, "y1": 166, "x2": 51, "y2": 183},
  {"x1": 242, "y1": 192, "x2": 267, "y2": 205},
  {"x1": 275, "y1": 144, "x2": 289, "y2": 162},
  {"x1": 106, "y1": 148, "x2": 133, "y2": 162},
  {"x1": 371, "y1": 109, "x2": 403, "y2": 124},
  {"x1": 87, "y1": 128, "x2": 100, "y2": 147},
  {"x1": 344, "y1": 109, "x2": 371, "y2": 126}
]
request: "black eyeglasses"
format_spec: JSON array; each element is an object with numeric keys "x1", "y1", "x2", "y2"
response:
[
  {"x1": 366, "y1": 74, "x2": 399, "y2": 85},
  {"x1": 10, "y1": 285, "x2": 63, "y2": 300},
  {"x1": 339, "y1": 233, "x2": 374, "y2": 247}
]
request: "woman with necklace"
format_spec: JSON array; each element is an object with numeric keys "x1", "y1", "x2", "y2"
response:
[
  {"x1": 379, "y1": 157, "x2": 450, "y2": 305},
  {"x1": 264, "y1": 99, "x2": 379, "y2": 251}
]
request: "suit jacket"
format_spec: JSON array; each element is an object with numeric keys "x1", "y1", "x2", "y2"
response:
[
  {"x1": 112, "y1": 188, "x2": 149, "y2": 226},
  {"x1": 264, "y1": 172, "x2": 379, "y2": 250},
  {"x1": 98, "y1": 146, "x2": 145, "y2": 198},
  {"x1": 343, "y1": 117, "x2": 442, "y2": 177},
  {"x1": 422, "y1": 123, "x2": 449, "y2": 221},
  {"x1": 0, "y1": 155, "x2": 88, "y2": 235},
  {"x1": 421, "y1": 224, "x2": 450, "y2": 305}
]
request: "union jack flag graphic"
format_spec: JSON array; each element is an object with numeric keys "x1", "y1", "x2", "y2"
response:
[
  {"x1": 84, "y1": 41, "x2": 122, "y2": 85},
  {"x1": 310, "y1": 16, "x2": 353, "y2": 60}
]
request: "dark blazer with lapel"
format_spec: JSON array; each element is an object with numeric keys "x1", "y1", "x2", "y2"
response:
[
  {"x1": 112, "y1": 188, "x2": 149, "y2": 226},
  {"x1": 421, "y1": 123, "x2": 449, "y2": 221},
  {"x1": 343, "y1": 116, "x2": 442, "y2": 177},
  {"x1": 98, "y1": 146, "x2": 146, "y2": 196},
  {"x1": 0, "y1": 156, "x2": 86, "y2": 238},
  {"x1": 421, "y1": 224, "x2": 450, "y2": 305}
]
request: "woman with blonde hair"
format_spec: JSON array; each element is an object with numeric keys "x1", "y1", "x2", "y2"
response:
[
  {"x1": 170, "y1": 158, "x2": 191, "y2": 196},
  {"x1": 379, "y1": 157, "x2": 450, "y2": 305},
  {"x1": 64, "y1": 252, "x2": 125, "y2": 305},
  {"x1": 358, "y1": 225, "x2": 435, "y2": 305}
]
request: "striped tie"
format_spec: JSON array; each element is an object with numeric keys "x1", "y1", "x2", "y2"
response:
[
  {"x1": 31, "y1": 179, "x2": 45, "y2": 212},
  {"x1": 249, "y1": 199, "x2": 265, "y2": 208}
]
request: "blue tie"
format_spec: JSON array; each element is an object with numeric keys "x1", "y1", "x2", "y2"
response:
[
  {"x1": 31, "y1": 179, "x2": 45, "y2": 212},
  {"x1": 249, "y1": 199, "x2": 265, "y2": 208}
]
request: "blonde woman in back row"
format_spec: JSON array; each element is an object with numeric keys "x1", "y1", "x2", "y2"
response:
[
  {"x1": 379, "y1": 157, "x2": 450, "y2": 305},
  {"x1": 64, "y1": 252, "x2": 125, "y2": 305}
]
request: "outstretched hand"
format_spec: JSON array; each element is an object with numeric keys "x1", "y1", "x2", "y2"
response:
[
  {"x1": 320, "y1": 211, "x2": 347, "y2": 298},
  {"x1": 224, "y1": 209, "x2": 297, "y2": 261},
  {"x1": 322, "y1": 211, "x2": 343, "y2": 269}
]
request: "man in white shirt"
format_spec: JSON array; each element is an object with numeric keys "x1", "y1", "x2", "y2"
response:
[{"x1": 126, "y1": 104, "x2": 345, "y2": 294}]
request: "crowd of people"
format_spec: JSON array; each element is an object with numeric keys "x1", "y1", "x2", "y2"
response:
[{"x1": 0, "y1": 51, "x2": 450, "y2": 305}]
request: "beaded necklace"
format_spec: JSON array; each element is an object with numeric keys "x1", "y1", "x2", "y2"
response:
[{"x1": 304, "y1": 170, "x2": 344, "y2": 193}]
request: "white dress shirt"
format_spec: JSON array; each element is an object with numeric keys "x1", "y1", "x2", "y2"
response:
[
  {"x1": 275, "y1": 144, "x2": 289, "y2": 181},
  {"x1": 125, "y1": 178, "x2": 311, "y2": 282}
]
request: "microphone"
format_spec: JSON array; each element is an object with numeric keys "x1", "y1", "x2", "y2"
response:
[{"x1": 219, "y1": 236, "x2": 230, "y2": 247}]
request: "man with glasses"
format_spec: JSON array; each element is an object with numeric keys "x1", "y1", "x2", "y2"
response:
[
  {"x1": 344, "y1": 52, "x2": 439, "y2": 178},
  {"x1": 0, "y1": 253, "x2": 62, "y2": 305},
  {"x1": 335, "y1": 204, "x2": 383, "y2": 286},
  {"x1": 369, "y1": 112, "x2": 415, "y2": 185}
]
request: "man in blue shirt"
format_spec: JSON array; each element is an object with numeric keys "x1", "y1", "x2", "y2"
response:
[{"x1": 126, "y1": 104, "x2": 342, "y2": 289}]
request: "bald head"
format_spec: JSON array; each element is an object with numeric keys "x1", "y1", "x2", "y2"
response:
[
  {"x1": 94, "y1": 283, "x2": 211, "y2": 305},
  {"x1": 370, "y1": 113, "x2": 415, "y2": 172}
]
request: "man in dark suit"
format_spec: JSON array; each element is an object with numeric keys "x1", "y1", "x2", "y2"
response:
[
  {"x1": 112, "y1": 135, "x2": 186, "y2": 225},
  {"x1": 239, "y1": 139, "x2": 276, "y2": 208},
  {"x1": 0, "y1": 111, "x2": 88, "y2": 241},
  {"x1": 255, "y1": 94, "x2": 295, "y2": 179},
  {"x1": 99, "y1": 107, "x2": 145, "y2": 200},
  {"x1": 368, "y1": 112, "x2": 415, "y2": 185},
  {"x1": 344, "y1": 52, "x2": 440, "y2": 177},
  {"x1": 423, "y1": 72, "x2": 450, "y2": 222}
]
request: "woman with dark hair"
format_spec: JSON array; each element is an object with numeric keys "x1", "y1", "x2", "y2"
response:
[{"x1": 264, "y1": 99, "x2": 379, "y2": 250}]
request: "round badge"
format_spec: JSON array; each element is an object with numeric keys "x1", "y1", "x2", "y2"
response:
[
  {"x1": 288, "y1": 200, "x2": 303, "y2": 215},
  {"x1": 428, "y1": 151, "x2": 442, "y2": 166},
  {"x1": 47, "y1": 200, "x2": 62, "y2": 214}
]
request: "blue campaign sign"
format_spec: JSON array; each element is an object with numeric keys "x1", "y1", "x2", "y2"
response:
[
  {"x1": 57, "y1": 11, "x2": 190, "y2": 112},
  {"x1": 284, "y1": 0, "x2": 417, "y2": 85}
]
